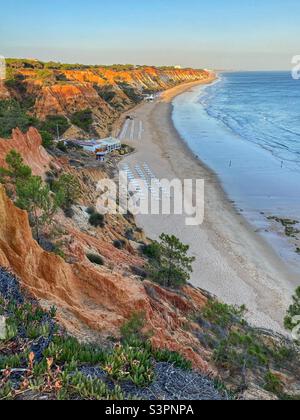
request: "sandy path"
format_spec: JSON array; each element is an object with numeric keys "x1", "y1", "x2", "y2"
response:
[{"x1": 120, "y1": 78, "x2": 297, "y2": 333}]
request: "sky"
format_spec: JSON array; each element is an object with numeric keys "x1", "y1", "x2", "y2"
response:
[{"x1": 1, "y1": 0, "x2": 300, "y2": 70}]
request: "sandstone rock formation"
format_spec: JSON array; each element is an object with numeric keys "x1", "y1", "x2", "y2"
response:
[
  {"x1": 0, "y1": 184, "x2": 210, "y2": 372},
  {"x1": 0, "y1": 127, "x2": 52, "y2": 176},
  {"x1": 1, "y1": 64, "x2": 210, "y2": 137}
]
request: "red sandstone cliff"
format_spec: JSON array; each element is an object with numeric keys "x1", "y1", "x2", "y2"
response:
[
  {"x1": 0, "y1": 184, "x2": 211, "y2": 372},
  {"x1": 0, "y1": 127, "x2": 52, "y2": 176},
  {"x1": 1, "y1": 64, "x2": 211, "y2": 137}
]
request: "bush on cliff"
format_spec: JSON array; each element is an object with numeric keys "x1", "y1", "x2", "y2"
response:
[
  {"x1": 86, "y1": 253, "x2": 104, "y2": 266},
  {"x1": 16, "y1": 176, "x2": 64, "y2": 243},
  {"x1": 52, "y1": 173, "x2": 81, "y2": 209},
  {"x1": 39, "y1": 115, "x2": 70, "y2": 138},
  {"x1": 285, "y1": 287, "x2": 300, "y2": 336},
  {"x1": 70, "y1": 109, "x2": 93, "y2": 132},
  {"x1": 40, "y1": 130, "x2": 54, "y2": 149},
  {"x1": 89, "y1": 211, "x2": 105, "y2": 228},
  {"x1": 0, "y1": 100, "x2": 38, "y2": 138},
  {"x1": 147, "y1": 234, "x2": 195, "y2": 289},
  {"x1": 0, "y1": 149, "x2": 32, "y2": 184}
]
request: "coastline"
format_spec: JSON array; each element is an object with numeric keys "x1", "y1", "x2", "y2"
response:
[{"x1": 120, "y1": 77, "x2": 297, "y2": 333}]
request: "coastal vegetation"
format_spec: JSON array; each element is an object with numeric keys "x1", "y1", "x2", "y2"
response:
[
  {"x1": 145, "y1": 234, "x2": 195, "y2": 288},
  {"x1": 0, "y1": 151, "x2": 81, "y2": 245},
  {"x1": 51, "y1": 173, "x2": 81, "y2": 210},
  {"x1": 0, "y1": 273, "x2": 199, "y2": 400},
  {"x1": 70, "y1": 109, "x2": 93, "y2": 132},
  {"x1": 196, "y1": 299, "x2": 300, "y2": 399},
  {"x1": 0, "y1": 100, "x2": 37, "y2": 138},
  {"x1": 0, "y1": 98, "x2": 70, "y2": 149},
  {"x1": 88, "y1": 210, "x2": 105, "y2": 228},
  {"x1": 1, "y1": 59, "x2": 208, "y2": 143},
  {"x1": 285, "y1": 287, "x2": 300, "y2": 336}
]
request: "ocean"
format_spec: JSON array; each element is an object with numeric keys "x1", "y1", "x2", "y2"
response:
[{"x1": 172, "y1": 72, "x2": 300, "y2": 271}]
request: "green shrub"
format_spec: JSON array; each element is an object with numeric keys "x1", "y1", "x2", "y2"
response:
[
  {"x1": 153, "y1": 349, "x2": 192, "y2": 370},
  {"x1": 264, "y1": 371, "x2": 284, "y2": 395},
  {"x1": 87, "y1": 253, "x2": 104, "y2": 266},
  {"x1": 40, "y1": 130, "x2": 54, "y2": 149},
  {"x1": 202, "y1": 301, "x2": 247, "y2": 329},
  {"x1": 89, "y1": 212, "x2": 105, "y2": 228},
  {"x1": 0, "y1": 99, "x2": 38, "y2": 138},
  {"x1": 142, "y1": 242, "x2": 161, "y2": 260},
  {"x1": 113, "y1": 240, "x2": 126, "y2": 250},
  {"x1": 70, "y1": 109, "x2": 93, "y2": 132},
  {"x1": 86, "y1": 207, "x2": 96, "y2": 215},
  {"x1": 120, "y1": 312, "x2": 147, "y2": 343},
  {"x1": 56, "y1": 141, "x2": 67, "y2": 152},
  {"x1": 44, "y1": 335, "x2": 106, "y2": 365},
  {"x1": 39, "y1": 115, "x2": 70, "y2": 138},
  {"x1": 103, "y1": 342, "x2": 154, "y2": 387},
  {"x1": 285, "y1": 287, "x2": 300, "y2": 333},
  {"x1": 148, "y1": 234, "x2": 195, "y2": 289},
  {"x1": 52, "y1": 173, "x2": 81, "y2": 208}
]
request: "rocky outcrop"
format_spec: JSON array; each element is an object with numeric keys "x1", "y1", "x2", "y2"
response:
[
  {"x1": 1, "y1": 64, "x2": 211, "y2": 137},
  {"x1": 0, "y1": 127, "x2": 52, "y2": 176},
  {"x1": 0, "y1": 185, "x2": 210, "y2": 372}
]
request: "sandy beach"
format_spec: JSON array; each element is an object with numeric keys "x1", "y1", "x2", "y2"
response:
[{"x1": 119, "y1": 77, "x2": 297, "y2": 333}]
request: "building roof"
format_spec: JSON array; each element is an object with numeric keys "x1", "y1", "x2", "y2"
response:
[
  {"x1": 99, "y1": 137, "x2": 121, "y2": 145},
  {"x1": 67, "y1": 137, "x2": 120, "y2": 147}
]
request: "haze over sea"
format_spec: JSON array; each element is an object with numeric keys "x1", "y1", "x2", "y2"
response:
[{"x1": 173, "y1": 72, "x2": 300, "y2": 271}]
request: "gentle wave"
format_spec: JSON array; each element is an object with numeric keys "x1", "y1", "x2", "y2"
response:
[{"x1": 198, "y1": 72, "x2": 300, "y2": 166}]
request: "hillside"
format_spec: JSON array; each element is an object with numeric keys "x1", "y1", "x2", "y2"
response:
[
  {"x1": 0, "y1": 60, "x2": 210, "y2": 139},
  {"x1": 0, "y1": 128, "x2": 299, "y2": 400}
]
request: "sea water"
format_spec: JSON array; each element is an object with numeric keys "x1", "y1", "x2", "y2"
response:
[{"x1": 173, "y1": 72, "x2": 300, "y2": 271}]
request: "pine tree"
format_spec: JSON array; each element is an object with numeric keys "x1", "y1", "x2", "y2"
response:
[{"x1": 148, "y1": 234, "x2": 195, "y2": 289}]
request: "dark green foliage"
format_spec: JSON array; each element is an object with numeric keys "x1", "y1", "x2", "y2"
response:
[
  {"x1": 117, "y1": 83, "x2": 143, "y2": 103},
  {"x1": 0, "y1": 150, "x2": 32, "y2": 183},
  {"x1": 95, "y1": 85, "x2": 116, "y2": 104},
  {"x1": 63, "y1": 207, "x2": 75, "y2": 219},
  {"x1": 52, "y1": 173, "x2": 81, "y2": 208},
  {"x1": 43, "y1": 336, "x2": 106, "y2": 365},
  {"x1": 40, "y1": 130, "x2": 54, "y2": 149},
  {"x1": 86, "y1": 253, "x2": 104, "y2": 266},
  {"x1": 197, "y1": 298, "x2": 300, "y2": 396},
  {"x1": 103, "y1": 342, "x2": 154, "y2": 387},
  {"x1": 39, "y1": 115, "x2": 70, "y2": 138},
  {"x1": 202, "y1": 301, "x2": 247, "y2": 329},
  {"x1": 0, "y1": 100, "x2": 38, "y2": 138},
  {"x1": 56, "y1": 141, "x2": 68, "y2": 152},
  {"x1": 59, "y1": 372, "x2": 125, "y2": 400},
  {"x1": 264, "y1": 371, "x2": 284, "y2": 395},
  {"x1": 0, "y1": 288, "x2": 125, "y2": 400},
  {"x1": 285, "y1": 287, "x2": 300, "y2": 333},
  {"x1": 120, "y1": 312, "x2": 147, "y2": 343},
  {"x1": 153, "y1": 349, "x2": 192, "y2": 370},
  {"x1": 113, "y1": 240, "x2": 126, "y2": 250},
  {"x1": 89, "y1": 212, "x2": 105, "y2": 228},
  {"x1": 86, "y1": 206, "x2": 95, "y2": 215},
  {"x1": 70, "y1": 109, "x2": 93, "y2": 132},
  {"x1": 0, "y1": 151, "x2": 64, "y2": 245},
  {"x1": 143, "y1": 242, "x2": 161, "y2": 260},
  {"x1": 148, "y1": 234, "x2": 195, "y2": 289},
  {"x1": 16, "y1": 175, "x2": 64, "y2": 243}
]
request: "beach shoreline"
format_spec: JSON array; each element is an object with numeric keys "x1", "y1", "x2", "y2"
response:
[{"x1": 119, "y1": 76, "x2": 297, "y2": 333}]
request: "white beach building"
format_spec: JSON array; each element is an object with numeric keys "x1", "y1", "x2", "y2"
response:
[{"x1": 69, "y1": 137, "x2": 121, "y2": 154}]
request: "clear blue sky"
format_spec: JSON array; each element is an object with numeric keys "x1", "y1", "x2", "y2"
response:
[{"x1": 1, "y1": 0, "x2": 299, "y2": 69}]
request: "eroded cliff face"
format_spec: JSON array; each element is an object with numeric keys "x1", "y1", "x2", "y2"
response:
[
  {"x1": 1, "y1": 66, "x2": 210, "y2": 137},
  {"x1": 0, "y1": 182, "x2": 211, "y2": 372},
  {"x1": 0, "y1": 127, "x2": 52, "y2": 176}
]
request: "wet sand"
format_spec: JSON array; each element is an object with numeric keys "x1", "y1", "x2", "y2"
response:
[{"x1": 119, "y1": 77, "x2": 297, "y2": 333}]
